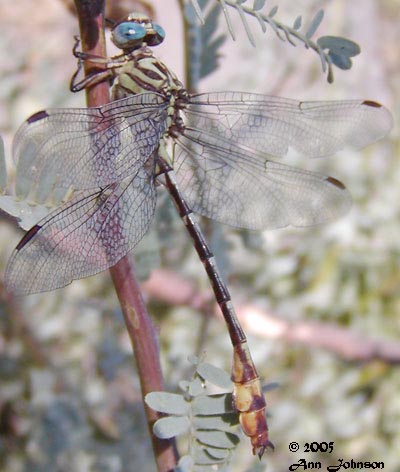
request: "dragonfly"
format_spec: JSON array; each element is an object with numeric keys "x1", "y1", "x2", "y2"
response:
[{"x1": 5, "y1": 13, "x2": 392, "y2": 456}]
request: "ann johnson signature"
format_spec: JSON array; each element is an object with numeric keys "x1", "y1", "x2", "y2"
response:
[{"x1": 289, "y1": 458, "x2": 384, "y2": 471}]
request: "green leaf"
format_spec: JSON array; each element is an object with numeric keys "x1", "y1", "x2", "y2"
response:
[
  {"x1": 253, "y1": 0, "x2": 265, "y2": 11},
  {"x1": 268, "y1": 6, "x2": 278, "y2": 17},
  {"x1": 184, "y1": 2, "x2": 198, "y2": 26},
  {"x1": 317, "y1": 36, "x2": 360, "y2": 72},
  {"x1": 193, "y1": 413, "x2": 239, "y2": 431},
  {"x1": 153, "y1": 416, "x2": 190, "y2": 439},
  {"x1": 305, "y1": 9, "x2": 324, "y2": 39},
  {"x1": 188, "y1": 376, "x2": 206, "y2": 397},
  {"x1": 200, "y1": 35, "x2": 226, "y2": 79},
  {"x1": 202, "y1": 2, "x2": 220, "y2": 38},
  {"x1": 195, "y1": 430, "x2": 240, "y2": 449},
  {"x1": 220, "y1": 0, "x2": 236, "y2": 41},
  {"x1": 235, "y1": 3, "x2": 256, "y2": 46},
  {"x1": 204, "y1": 446, "x2": 231, "y2": 460},
  {"x1": 317, "y1": 36, "x2": 360, "y2": 57},
  {"x1": 145, "y1": 392, "x2": 189, "y2": 415},
  {"x1": 0, "y1": 196, "x2": 50, "y2": 230},
  {"x1": 192, "y1": 446, "x2": 226, "y2": 466},
  {"x1": 187, "y1": 0, "x2": 205, "y2": 24},
  {"x1": 328, "y1": 52, "x2": 352, "y2": 70},
  {"x1": 193, "y1": 394, "x2": 234, "y2": 415},
  {"x1": 196, "y1": 362, "x2": 232, "y2": 389},
  {"x1": 196, "y1": 1, "x2": 227, "y2": 80},
  {"x1": 293, "y1": 15, "x2": 302, "y2": 30}
]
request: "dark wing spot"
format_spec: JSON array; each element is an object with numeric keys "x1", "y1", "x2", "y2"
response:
[
  {"x1": 16, "y1": 225, "x2": 42, "y2": 251},
  {"x1": 326, "y1": 176, "x2": 346, "y2": 190},
  {"x1": 27, "y1": 110, "x2": 49, "y2": 124},
  {"x1": 362, "y1": 100, "x2": 382, "y2": 108}
]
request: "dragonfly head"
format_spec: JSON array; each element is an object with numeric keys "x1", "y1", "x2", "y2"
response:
[{"x1": 111, "y1": 13, "x2": 165, "y2": 53}]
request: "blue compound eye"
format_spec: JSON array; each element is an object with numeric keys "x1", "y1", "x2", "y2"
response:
[
  {"x1": 153, "y1": 24, "x2": 165, "y2": 40},
  {"x1": 146, "y1": 23, "x2": 166, "y2": 46},
  {"x1": 112, "y1": 22, "x2": 146, "y2": 48}
]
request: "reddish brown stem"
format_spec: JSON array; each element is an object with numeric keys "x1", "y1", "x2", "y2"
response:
[
  {"x1": 73, "y1": 2, "x2": 178, "y2": 470},
  {"x1": 143, "y1": 269, "x2": 400, "y2": 364}
]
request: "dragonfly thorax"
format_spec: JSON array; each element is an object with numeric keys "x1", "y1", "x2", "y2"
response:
[{"x1": 111, "y1": 47, "x2": 184, "y2": 100}]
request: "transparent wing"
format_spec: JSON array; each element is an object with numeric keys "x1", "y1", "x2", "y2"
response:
[
  {"x1": 13, "y1": 92, "x2": 168, "y2": 197},
  {"x1": 182, "y1": 92, "x2": 393, "y2": 158},
  {"x1": 173, "y1": 92, "x2": 392, "y2": 229},
  {"x1": 5, "y1": 164, "x2": 156, "y2": 295},
  {"x1": 174, "y1": 135, "x2": 351, "y2": 229}
]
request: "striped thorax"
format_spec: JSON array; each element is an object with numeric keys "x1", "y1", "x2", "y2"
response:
[{"x1": 111, "y1": 48, "x2": 183, "y2": 99}]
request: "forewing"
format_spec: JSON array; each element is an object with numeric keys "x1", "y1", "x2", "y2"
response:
[
  {"x1": 13, "y1": 92, "x2": 168, "y2": 198},
  {"x1": 183, "y1": 92, "x2": 392, "y2": 158},
  {"x1": 5, "y1": 165, "x2": 156, "y2": 295}
]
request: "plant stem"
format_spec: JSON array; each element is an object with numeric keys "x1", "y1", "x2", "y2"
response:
[{"x1": 73, "y1": 1, "x2": 178, "y2": 470}]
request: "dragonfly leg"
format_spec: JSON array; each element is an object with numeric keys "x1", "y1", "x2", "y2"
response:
[
  {"x1": 72, "y1": 36, "x2": 127, "y2": 66},
  {"x1": 70, "y1": 66, "x2": 114, "y2": 93},
  {"x1": 157, "y1": 156, "x2": 273, "y2": 457},
  {"x1": 70, "y1": 36, "x2": 127, "y2": 92},
  {"x1": 72, "y1": 35, "x2": 109, "y2": 61}
]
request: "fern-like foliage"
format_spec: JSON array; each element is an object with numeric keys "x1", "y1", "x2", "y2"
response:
[
  {"x1": 184, "y1": 0, "x2": 227, "y2": 89},
  {"x1": 0, "y1": 129, "x2": 80, "y2": 230},
  {"x1": 145, "y1": 357, "x2": 241, "y2": 471},
  {"x1": 187, "y1": 0, "x2": 360, "y2": 82}
]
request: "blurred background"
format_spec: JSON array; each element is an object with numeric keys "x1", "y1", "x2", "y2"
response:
[{"x1": 0, "y1": 0, "x2": 399, "y2": 470}]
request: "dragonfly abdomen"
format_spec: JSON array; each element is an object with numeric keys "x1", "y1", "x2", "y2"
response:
[{"x1": 158, "y1": 159, "x2": 273, "y2": 456}]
